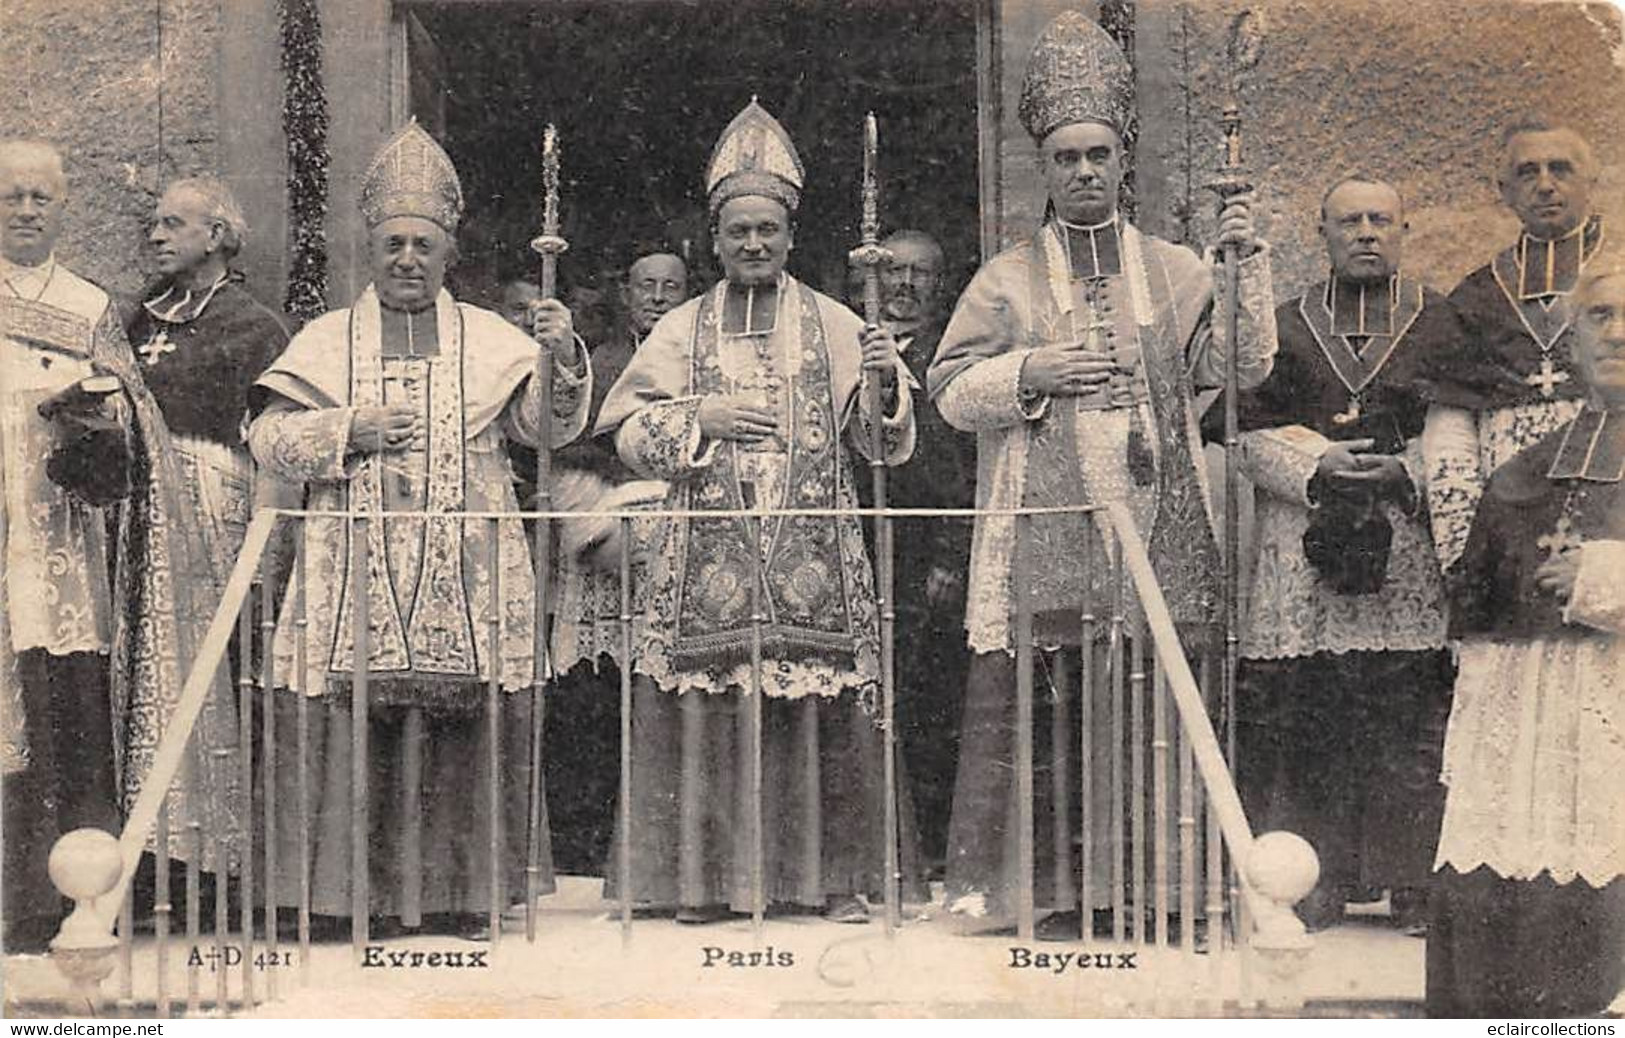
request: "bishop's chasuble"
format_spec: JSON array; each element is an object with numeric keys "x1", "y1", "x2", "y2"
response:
[
  {"x1": 592, "y1": 274, "x2": 919, "y2": 914},
  {"x1": 929, "y1": 217, "x2": 1276, "y2": 922},
  {"x1": 246, "y1": 286, "x2": 588, "y2": 919},
  {"x1": 928, "y1": 217, "x2": 1277, "y2": 652}
]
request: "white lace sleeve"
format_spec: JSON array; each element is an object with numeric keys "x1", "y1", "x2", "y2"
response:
[
  {"x1": 1422, "y1": 404, "x2": 1481, "y2": 572},
  {"x1": 1238, "y1": 424, "x2": 1332, "y2": 508}
]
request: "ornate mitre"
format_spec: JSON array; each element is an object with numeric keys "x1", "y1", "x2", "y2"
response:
[
  {"x1": 1018, "y1": 10, "x2": 1135, "y2": 145},
  {"x1": 358, "y1": 119, "x2": 464, "y2": 231},
  {"x1": 704, "y1": 98, "x2": 805, "y2": 215}
]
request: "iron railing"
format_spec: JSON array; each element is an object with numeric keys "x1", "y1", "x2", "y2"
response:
[{"x1": 41, "y1": 501, "x2": 1316, "y2": 1017}]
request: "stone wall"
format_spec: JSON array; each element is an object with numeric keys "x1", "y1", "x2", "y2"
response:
[
  {"x1": 989, "y1": 0, "x2": 1625, "y2": 296},
  {"x1": 0, "y1": 0, "x2": 225, "y2": 304},
  {"x1": 1133, "y1": 0, "x2": 1625, "y2": 298}
]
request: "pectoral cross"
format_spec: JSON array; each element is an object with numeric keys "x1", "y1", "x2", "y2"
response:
[
  {"x1": 381, "y1": 363, "x2": 426, "y2": 497},
  {"x1": 1527, "y1": 356, "x2": 1570, "y2": 398},
  {"x1": 138, "y1": 329, "x2": 175, "y2": 366},
  {"x1": 1536, "y1": 514, "x2": 1582, "y2": 560},
  {"x1": 1331, "y1": 393, "x2": 1362, "y2": 426},
  {"x1": 1080, "y1": 302, "x2": 1111, "y2": 354}
]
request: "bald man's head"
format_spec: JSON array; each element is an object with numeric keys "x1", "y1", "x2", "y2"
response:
[
  {"x1": 0, "y1": 140, "x2": 67, "y2": 266},
  {"x1": 1319, "y1": 177, "x2": 1406, "y2": 283}
]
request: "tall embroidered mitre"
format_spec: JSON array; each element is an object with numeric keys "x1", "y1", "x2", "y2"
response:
[
  {"x1": 358, "y1": 119, "x2": 464, "y2": 231},
  {"x1": 704, "y1": 98, "x2": 805, "y2": 214},
  {"x1": 1018, "y1": 10, "x2": 1135, "y2": 143}
]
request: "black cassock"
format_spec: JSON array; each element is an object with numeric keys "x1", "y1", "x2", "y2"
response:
[{"x1": 1205, "y1": 275, "x2": 1458, "y2": 926}]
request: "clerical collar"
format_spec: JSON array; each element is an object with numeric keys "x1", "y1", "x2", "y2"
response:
[
  {"x1": 1548, "y1": 406, "x2": 1625, "y2": 482},
  {"x1": 1056, "y1": 214, "x2": 1123, "y2": 280},
  {"x1": 721, "y1": 273, "x2": 785, "y2": 337},
  {"x1": 1517, "y1": 215, "x2": 1604, "y2": 301},
  {"x1": 1326, "y1": 273, "x2": 1397, "y2": 338},
  {"x1": 144, "y1": 270, "x2": 233, "y2": 325},
  {"x1": 1, "y1": 252, "x2": 56, "y2": 300}
]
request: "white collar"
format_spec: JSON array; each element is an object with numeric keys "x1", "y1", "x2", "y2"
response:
[{"x1": 1, "y1": 251, "x2": 56, "y2": 287}]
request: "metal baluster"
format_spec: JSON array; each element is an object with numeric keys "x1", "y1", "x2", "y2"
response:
[
  {"x1": 154, "y1": 798, "x2": 171, "y2": 1018},
  {"x1": 401, "y1": 707, "x2": 423, "y2": 931},
  {"x1": 1013, "y1": 514, "x2": 1035, "y2": 941},
  {"x1": 1051, "y1": 652, "x2": 1071, "y2": 935},
  {"x1": 211, "y1": 746, "x2": 230, "y2": 1014},
  {"x1": 618, "y1": 516, "x2": 634, "y2": 945},
  {"x1": 1200, "y1": 650, "x2": 1225, "y2": 1011},
  {"x1": 293, "y1": 521, "x2": 311, "y2": 981},
  {"x1": 748, "y1": 510, "x2": 766, "y2": 934},
  {"x1": 237, "y1": 581, "x2": 256, "y2": 1008},
  {"x1": 1079, "y1": 513, "x2": 1097, "y2": 941},
  {"x1": 486, "y1": 517, "x2": 503, "y2": 946},
  {"x1": 185, "y1": 753, "x2": 201, "y2": 1016},
  {"x1": 350, "y1": 517, "x2": 370, "y2": 953},
  {"x1": 1108, "y1": 546, "x2": 1126, "y2": 942},
  {"x1": 260, "y1": 544, "x2": 279, "y2": 1000},
  {"x1": 1178, "y1": 663, "x2": 1199, "y2": 1011},
  {"x1": 1131, "y1": 609, "x2": 1147, "y2": 945},
  {"x1": 1153, "y1": 640, "x2": 1170, "y2": 951}
]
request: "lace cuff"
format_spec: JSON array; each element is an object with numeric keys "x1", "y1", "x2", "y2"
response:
[
  {"x1": 1198, "y1": 243, "x2": 1277, "y2": 391},
  {"x1": 1422, "y1": 404, "x2": 1482, "y2": 573},
  {"x1": 616, "y1": 396, "x2": 715, "y2": 480},
  {"x1": 1564, "y1": 540, "x2": 1625, "y2": 633},
  {"x1": 937, "y1": 349, "x2": 1041, "y2": 432},
  {"x1": 247, "y1": 405, "x2": 358, "y2": 484},
  {"x1": 1239, "y1": 425, "x2": 1330, "y2": 507}
]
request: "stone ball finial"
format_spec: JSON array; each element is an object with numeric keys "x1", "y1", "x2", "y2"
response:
[
  {"x1": 48, "y1": 828, "x2": 122, "y2": 903},
  {"x1": 1246, "y1": 830, "x2": 1320, "y2": 905}
]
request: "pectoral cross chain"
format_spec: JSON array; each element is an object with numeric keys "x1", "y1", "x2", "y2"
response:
[{"x1": 1527, "y1": 356, "x2": 1570, "y2": 398}]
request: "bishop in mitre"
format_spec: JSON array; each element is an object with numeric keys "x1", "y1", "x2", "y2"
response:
[
  {"x1": 595, "y1": 100, "x2": 918, "y2": 924},
  {"x1": 928, "y1": 12, "x2": 1276, "y2": 937},
  {"x1": 248, "y1": 122, "x2": 590, "y2": 936}
]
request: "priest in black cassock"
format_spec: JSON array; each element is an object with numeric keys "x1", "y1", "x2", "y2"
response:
[
  {"x1": 868, "y1": 229, "x2": 974, "y2": 868},
  {"x1": 1426, "y1": 254, "x2": 1625, "y2": 1018},
  {"x1": 1212, "y1": 177, "x2": 1457, "y2": 931},
  {"x1": 1420, "y1": 121, "x2": 1602, "y2": 573},
  {"x1": 123, "y1": 175, "x2": 294, "y2": 909}
]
